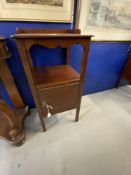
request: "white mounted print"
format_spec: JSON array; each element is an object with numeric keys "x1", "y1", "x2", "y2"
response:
[
  {"x1": 78, "y1": 0, "x2": 131, "y2": 41},
  {"x1": 0, "y1": 0, "x2": 74, "y2": 23}
]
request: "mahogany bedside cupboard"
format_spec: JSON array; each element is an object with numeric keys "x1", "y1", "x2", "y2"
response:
[{"x1": 12, "y1": 30, "x2": 92, "y2": 131}]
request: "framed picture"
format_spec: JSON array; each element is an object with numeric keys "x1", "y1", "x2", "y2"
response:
[
  {"x1": 78, "y1": 0, "x2": 131, "y2": 41},
  {"x1": 0, "y1": 0, "x2": 74, "y2": 23}
]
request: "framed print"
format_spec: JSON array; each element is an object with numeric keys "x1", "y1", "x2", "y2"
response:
[
  {"x1": 0, "y1": 0, "x2": 74, "y2": 23},
  {"x1": 78, "y1": 0, "x2": 131, "y2": 41}
]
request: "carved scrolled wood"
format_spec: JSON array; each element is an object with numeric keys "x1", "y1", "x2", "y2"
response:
[
  {"x1": 0, "y1": 98, "x2": 27, "y2": 146},
  {"x1": 0, "y1": 98, "x2": 18, "y2": 127},
  {"x1": 24, "y1": 38, "x2": 89, "y2": 50},
  {"x1": 16, "y1": 29, "x2": 81, "y2": 67}
]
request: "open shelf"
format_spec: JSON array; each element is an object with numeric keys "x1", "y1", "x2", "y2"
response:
[{"x1": 31, "y1": 65, "x2": 80, "y2": 89}]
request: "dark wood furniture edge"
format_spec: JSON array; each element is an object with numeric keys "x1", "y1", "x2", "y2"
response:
[
  {"x1": 115, "y1": 52, "x2": 131, "y2": 88},
  {"x1": 0, "y1": 53, "x2": 12, "y2": 60},
  {"x1": 0, "y1": 61, "x2": 25, "y2": 108},
  {"x1": 0, "y1": 37, "x2": 25, "y2": 108},
  {"x1": 0, "y1": 37, "x2": 30, "y2": 146},
  {"x1": 0, "y1": 98, "x2": 29, "y2": 146}
]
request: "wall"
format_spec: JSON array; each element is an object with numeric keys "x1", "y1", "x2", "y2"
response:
[{"x1": 0, "y1": 14, "x2": 130, "y2": 108}]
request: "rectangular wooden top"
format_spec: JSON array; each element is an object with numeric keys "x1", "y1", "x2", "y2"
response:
[{"x1": 12, "y1": 33, "x2": 93, "y2": 39}]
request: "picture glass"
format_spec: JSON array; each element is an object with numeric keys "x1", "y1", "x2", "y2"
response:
[
  {"x1": 5, "y1": 0, "x2": 63, "y2": 6},
  {"x1": 87, "y1": 0, "x2": 131, "y2": 30},
  {"x1": 0, "y1": 0, "x2": 73, "y2": 22}
]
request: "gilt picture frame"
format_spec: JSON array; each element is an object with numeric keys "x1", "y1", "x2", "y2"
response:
[
  {"x1": 0, "y1": 0, "x2": 74, "y2": 23},
  {"x1": 78, "y1": 0, "x2": 131, "y2": 41}
]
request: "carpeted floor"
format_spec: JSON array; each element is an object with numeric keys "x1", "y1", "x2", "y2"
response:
[{"x1": 1, "y1": 86, "x2": 131, "y2": 175}]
